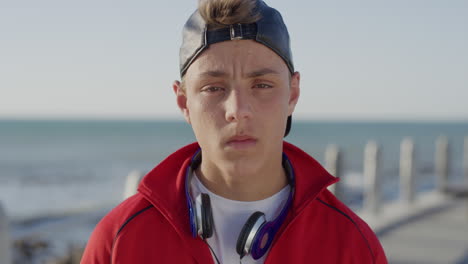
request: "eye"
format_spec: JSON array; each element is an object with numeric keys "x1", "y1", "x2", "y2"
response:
[
  {"x1": 202, "y1": 86, "x2": 224, "y2": 93},
  {"x1": 254, "y1": 83, "x2": 273, "y2": 89}
]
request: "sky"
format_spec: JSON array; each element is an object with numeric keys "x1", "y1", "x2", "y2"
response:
[{"x1": 0, "y1": 0, "x2": 467, "y2": 121}]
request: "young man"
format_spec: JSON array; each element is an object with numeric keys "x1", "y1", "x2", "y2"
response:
[{"x1": 81, "y1": 0, "x2": 387, "y2": 263}]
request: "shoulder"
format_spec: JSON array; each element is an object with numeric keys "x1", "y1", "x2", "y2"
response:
[
  {"x1": 315, "y1": 190, "x2": 370, "y2": 236},
  {"x1": 96, "y1": 193, "x2": 154, "y2": 240},
  {"x1": 81, "y1": 194, "x2": 154, "y2": 263},
  {"x1": 269, "y1": 189, "x2": 387, "y2": 263},
  {"x1": 313, "y1": 190, "x2": 387, "y2": 263}
]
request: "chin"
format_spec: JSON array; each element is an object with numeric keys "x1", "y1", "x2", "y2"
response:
[{"x1": 223, "y1": 158, "x2": 259, "y2": 175}]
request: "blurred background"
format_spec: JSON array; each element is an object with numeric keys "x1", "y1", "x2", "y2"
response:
[{"x1": 0, "y1": 0, "x2": 467, "y2": 263}]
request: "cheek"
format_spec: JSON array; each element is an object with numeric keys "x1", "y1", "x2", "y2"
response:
[
  {"x1": 187, "y1": 97, "x2": 222, "y2": 129},
  {"x1": 257, "y1": 89, "x2": 290, "y2": 113},
  {"x1": 258, "y1": 91, "x2": 290, "y2": 130}
]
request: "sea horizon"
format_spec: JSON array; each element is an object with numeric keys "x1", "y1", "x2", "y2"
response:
[{"x1": 1, "y1": 119, "x2": 467, "y2": 220}]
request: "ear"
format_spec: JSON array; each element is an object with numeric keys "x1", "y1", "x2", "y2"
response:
[
  {"x1": 173, "y1": 80, "x2": 191, "y2": 124},
  {"x1": 287, "y1": 71, "x2": 300, "y2": 115}
]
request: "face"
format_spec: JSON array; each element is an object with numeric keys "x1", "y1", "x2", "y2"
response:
[{"x1": 174, "y1": 40, "x2": 300, "y2": 172}]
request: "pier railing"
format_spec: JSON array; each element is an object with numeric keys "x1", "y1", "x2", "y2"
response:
[{"x1": 324, "y1": 135, "x2": 468, "y2": 234}]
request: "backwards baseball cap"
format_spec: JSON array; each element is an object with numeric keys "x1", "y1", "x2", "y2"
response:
[{"x1": 179, "y1": 0, "x2": 294, "y2": 137}]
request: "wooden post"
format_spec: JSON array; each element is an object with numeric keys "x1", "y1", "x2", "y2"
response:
[
  {"x1": 325, "y1": 144, "x2": 343, "y2": 200},
  {"x1": 0, "y1": 201, "x2": 11, "y2": 264},
  {"x1": 464, "y1": 136, "x2": 468, "y2": 221},
  {"x1": 363, "y1": 141, "x2": 381, "y2": 215},
  {"x1": 464, "y1": 136, "x2": 468, "y2": 185},
  {"x1": 435, "y1": 136, "x2": 450, "y2": 192},
  {"x1": 123, "y1": 170, "x2": 144, "y2": 200},
  {"x1": 400, "y1": 138, "x2": 415, "y2": 204}
]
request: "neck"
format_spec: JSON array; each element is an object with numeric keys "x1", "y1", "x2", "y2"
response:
[{"x1": 196, "y1": 153, "x2": 288, "y2": 201}]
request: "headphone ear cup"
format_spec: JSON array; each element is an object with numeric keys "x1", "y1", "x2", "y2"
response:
[
  {"x1": 200, "y1": 193, "x2": 214, "y2": 239},
  {"x1": 236, "y1": 211, "x2": 266, "y2": 257}
]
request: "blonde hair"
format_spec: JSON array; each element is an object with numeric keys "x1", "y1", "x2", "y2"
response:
[{"x1": 198, "y1": 0, "x2": 261, "y2": 29}]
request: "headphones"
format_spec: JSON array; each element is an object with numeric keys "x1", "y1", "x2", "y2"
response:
[{"x1": 185, "y1": 150, "x2": 295, "y2": 260}]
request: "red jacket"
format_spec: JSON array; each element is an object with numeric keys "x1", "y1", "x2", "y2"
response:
[{"x1": 81, "y1": 142, "x2": 387, "y2": 263}]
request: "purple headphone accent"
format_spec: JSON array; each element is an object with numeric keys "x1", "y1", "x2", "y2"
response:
[
  {"x1": 250, "y1": 221, "x2": 275, "y2": 259},
  {"x1": 249, "y1": 153, "x2": 295, "y2": 259},
  {"x1": 185, "y1": 149, "x2": 202, "y2": 238},
  {"x1": 185, "y1": 150, "x2": 295, "y2": 259}
]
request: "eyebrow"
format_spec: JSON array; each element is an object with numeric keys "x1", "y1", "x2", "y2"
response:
[
  {"x1": 246, "y1": 68, "x2": 280, "y2": 78},
  {"x1": 199, "y1": 70, "x2": 228, "y2": 78},
  {"x1": 198, "y1": 68, "x2": 280, "y2": 79}
]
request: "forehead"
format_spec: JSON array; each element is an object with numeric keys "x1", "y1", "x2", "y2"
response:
[{"x1": 184, "y1": 39, "x2": 290, "y2": 79}]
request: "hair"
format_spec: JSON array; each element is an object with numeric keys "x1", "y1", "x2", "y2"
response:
[
  {"x1": 179, "y1": 0, "x2": 261, "y2": 89},
  {"x1": 198, "y1": 0, "x2": 261, "y2": 30}
]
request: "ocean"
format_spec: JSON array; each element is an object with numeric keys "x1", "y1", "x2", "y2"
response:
[{"x1": 0, "y1": 120, "x2": 467, "y2": 220}]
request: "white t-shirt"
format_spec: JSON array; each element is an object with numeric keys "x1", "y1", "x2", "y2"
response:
[{"x1": 191, "y1": 173, "x2": 291, "y2": 264}]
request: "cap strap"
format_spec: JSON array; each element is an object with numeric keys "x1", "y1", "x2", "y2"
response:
[{"x1": 207, "y1": 23, "x2": 257, "y2": 44}]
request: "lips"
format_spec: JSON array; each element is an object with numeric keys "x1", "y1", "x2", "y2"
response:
[{"x1": 226, "y1": 135, "x2": 257, "y2": 149}]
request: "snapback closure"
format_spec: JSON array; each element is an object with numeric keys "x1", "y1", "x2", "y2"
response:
[{"x1": 230, "y1": 24, "x2": 244, "y2": 40}]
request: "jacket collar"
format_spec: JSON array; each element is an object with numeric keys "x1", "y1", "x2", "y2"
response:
[{"x1": 138, "y1": 141, "x2": 338, "y2": 238}]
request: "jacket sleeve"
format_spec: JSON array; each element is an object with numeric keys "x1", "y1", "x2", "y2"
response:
[
  {"x1": 80, "y1": 212, "x2": 119, "y2": 264},
  {"x1": 358, "y1": 219, "x2": 388, "y2": 264},
  {"x1": 372, "y1": 236, "x2": 388, "y2": 264}
]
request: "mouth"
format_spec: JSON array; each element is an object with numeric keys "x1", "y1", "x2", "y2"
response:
[{"x1": 226, "y1": 135, "x2": 258, "y2": 150}]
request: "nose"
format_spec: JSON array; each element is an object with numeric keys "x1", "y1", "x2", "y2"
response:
[{"x1": 224, "y1": 89, "x2": 253, "y2": 122}]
